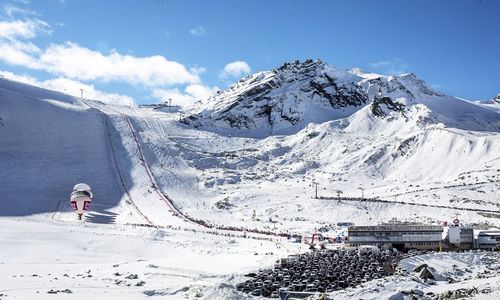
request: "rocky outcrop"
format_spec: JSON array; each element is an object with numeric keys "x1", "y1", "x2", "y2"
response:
[{"x1": 371, "y1": 96, "x2": 406, "y2": 117}]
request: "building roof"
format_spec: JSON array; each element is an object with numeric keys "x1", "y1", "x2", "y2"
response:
[
  {"x1": 349, "y1": 224, "x2": 442, "y2": 232},
  {"x1": 478, "y1": 231, "x2": 500, "y2": 236}
]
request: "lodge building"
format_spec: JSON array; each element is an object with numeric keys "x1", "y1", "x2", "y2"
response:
[{"x1": 347, "y1": 220, "x2": 443, "y2": 250}]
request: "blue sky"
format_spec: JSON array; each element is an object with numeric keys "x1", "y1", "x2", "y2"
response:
[{"x1": 0, "y1": 0, "x2": 499, "y2": 105}]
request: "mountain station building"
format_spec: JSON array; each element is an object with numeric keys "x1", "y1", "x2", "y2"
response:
[
  {"x1": 347, "y1": 219, "x2": 443, "y2": 250},
  {"x1": 476, "y1": 230, "x2": 500, "y2": 250}
]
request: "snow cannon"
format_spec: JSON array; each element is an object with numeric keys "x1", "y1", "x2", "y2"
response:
[{"x1": 70, "y1": 183, "x2": 93, "y2": 220}]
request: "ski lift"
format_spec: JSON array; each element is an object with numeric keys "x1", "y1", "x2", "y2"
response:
[{"x1": 70, "y1": 183, "x2": 93, "y2": 220}]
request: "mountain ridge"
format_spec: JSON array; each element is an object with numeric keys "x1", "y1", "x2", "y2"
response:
[{"x1": 183, "y1": 59, "x2": 499, "y2": 137}]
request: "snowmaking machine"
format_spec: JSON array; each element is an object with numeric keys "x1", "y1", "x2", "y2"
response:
[{"x1": 70, "y1": 183, "x2": 93, "y2": 220}]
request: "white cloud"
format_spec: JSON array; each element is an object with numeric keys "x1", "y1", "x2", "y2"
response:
[
  {"x1": 0, "y1": 39, "x2": 41, "y2": 67},
  {"x1": 3, "y1": 4, "x2": 40, "y2": 17},
  {"x1": 0, "y1": 71, "x2": 134, "y2": 106},
  {"x1": 189, "y1": 26, "x2": 206, "y2": 37},
  {"x1": 185, "y1": 84, "x2": 219, "y2": 101},
  {"x1": 0, "y1": 15, "x2": 211, "y2": 106},
  {"x1": 189, "y1": 66, "x2": 207, "y2": 75},
  {"x1": 152, "y1": 84, "x2": 219, "y2": 108},
  {"x1": 368, "y1": 58, "x2": 409, "y2": 75},
  {"x1": 220, "y1": 61, "x2": 251, "y2": 79},
  {"x1": 43, "y1": 77, "x2": 134, "y2": 106},
  {"x1": 0, "y1": 19, "x2": 46, "y2": 68},
  {"x1": 0, "y1": 69, "x2": 39, "y2": 85},
  {"x1": 0, "y1": 19, "x2": 201, "y2": 88},
  {"x1": 0, "y1": 19, "x2": 49, "y2": 39},
  {"x1": 36, "y1": 42, "x2": 200, "y2": 86}
]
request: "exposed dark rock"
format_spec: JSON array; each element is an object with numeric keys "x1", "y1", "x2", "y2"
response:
[
  {"x1": 437, "y1": 287, "x2": 480, "y2": 299},
  {"x1": 47, "y1": 289, "x2": 72, "y2": 294},
  {"x1": 125, "y1": 274, "x2": 139, "y2": 280},
  {"x1": 371, "y1": 96, "x2": 406, "y2": 117},
  {"x1": 494, "y1": 94, "x2": 500, "y2": 103},
  {"x1": 397, "y1": 136, "x2": 418, "y2": 156},
  {"x1": 214, "y1": 197, "x2": 235, "y2": 210},
  {"x1": 135, "y1": 280, "x2": 146, "y2": 287}
]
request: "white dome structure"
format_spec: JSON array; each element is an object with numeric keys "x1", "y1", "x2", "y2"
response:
[{"x1": 70, "y1": 183, "x2": 93, "y2": 220}]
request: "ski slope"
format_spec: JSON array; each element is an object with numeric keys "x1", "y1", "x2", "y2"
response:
[
  {"x1": 0, "y1": 77, "x2": 297, "y2": 299},
  {"x1": 0, "y1": 79, "x2": 131, "y2": 223}
]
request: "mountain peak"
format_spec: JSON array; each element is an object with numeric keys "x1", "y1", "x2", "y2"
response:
[
  {"x1": 183, "y1": 59, "x2": 371, "y2": 135},
  {"x1": 182, "y1": 60, "x2": 496, "y2": 137},
  {"x1": 276, "y1": 58, "x2": 325, "y2": 72}
]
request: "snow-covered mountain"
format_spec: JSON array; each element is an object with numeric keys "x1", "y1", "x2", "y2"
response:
[
  {"x1": 475, "y1": 93, "x2": 500, "y2": 113},
  {"x1": 1, "y1": 61, "x2": 499, "y2": 228},
  {"x1": 171, "y1": 60, "x2": 500, "y2": 230},
  {"x1": 1, "y1": 66, "x2": 500, "y2": 299},
  {"x1": 183, "y1": 59, "x2": 499, "y2": 136}
]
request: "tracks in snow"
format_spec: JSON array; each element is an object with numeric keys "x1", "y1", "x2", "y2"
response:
[
  {"x1": 104, "y1": 116, "x2": 154, "y2": 225},
  {"x1": 317, "y1": 196, "x2": 500, "y2": 216},
  {"x1": 77, "y1": 99, "x2": 290, "y2": 242}
]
